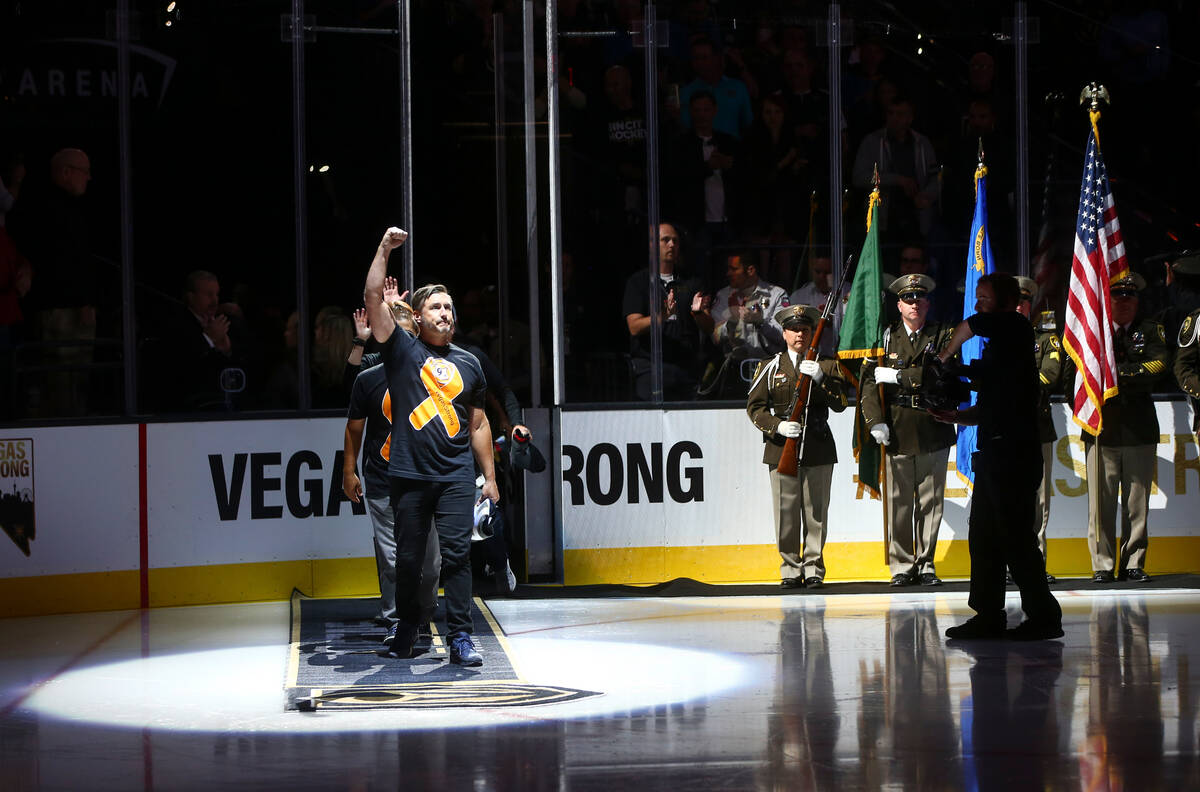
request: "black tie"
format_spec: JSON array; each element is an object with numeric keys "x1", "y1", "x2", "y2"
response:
[{"x1": 909, "y1": 331, "x2": 919, "y2": 348}]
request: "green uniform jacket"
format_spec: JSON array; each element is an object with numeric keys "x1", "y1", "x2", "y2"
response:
[
  {"x1": 860, "y1": 321, "x2": 956, "y2": 456},
  {"x1": 1085, "y1": 318, "x2": 1169, "y2": 447},
  {"x1": 1173, "y1": 308, "x2": 1200, "y2": 431},
  {"x1": 1035, "y1": 330, "x2": 1063, "y2": 443},
  {"x1": 747, "y1": 353, "x2": 848, "y2": 468}
]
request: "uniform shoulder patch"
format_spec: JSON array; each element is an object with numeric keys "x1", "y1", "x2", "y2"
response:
[{"x1": 1180, "y1": 313, "x2": 1200, "y2": 349}]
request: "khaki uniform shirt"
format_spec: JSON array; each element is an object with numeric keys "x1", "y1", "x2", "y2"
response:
[
  {"x1": 1086, "y1": 318, "x2": 1169, "y2": 447},
  {"x1": 747, "y1": 352, "x2": 848, "y2": 468},
  {"x1": 860, "y1": 321, "x2": 956, "y2": 456}
]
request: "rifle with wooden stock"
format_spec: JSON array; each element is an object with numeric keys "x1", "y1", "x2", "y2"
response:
[{"x1": 777, "y1": 256, "x2": 855, "y2": 478}]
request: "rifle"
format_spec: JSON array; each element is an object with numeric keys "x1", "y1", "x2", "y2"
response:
[{"x1": 777, "y1": 255, "x2": 855, "y2": 477}]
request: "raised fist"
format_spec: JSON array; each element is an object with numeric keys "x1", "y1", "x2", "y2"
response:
[{"x1": 382, "y1": 227, "x2": 408, "y2": 250}]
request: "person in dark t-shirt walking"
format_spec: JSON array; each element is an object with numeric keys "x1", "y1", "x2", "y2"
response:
[{"x1": 363, "y1": 227, "x2": 498, "y2": 666}]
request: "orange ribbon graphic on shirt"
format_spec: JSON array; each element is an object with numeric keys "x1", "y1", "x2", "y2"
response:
[
  {"x1": 409, "y1": 357, "x2": 465, "y2": 436},
  {"x1": 380, "y1": 389, "x2": 393, "y2": 461}
]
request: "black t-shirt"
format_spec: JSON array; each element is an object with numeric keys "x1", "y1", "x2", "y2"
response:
[
  {"x1": 967, "y1": 311, "x2": 1040, "y2": 457},
  {"x1": 381, "y1": 329, "x2": 487, "y2": 482},
  {"x1": 347, "y1": 363, "x2": 391, "y2": 497},
  {"x1": 621, "y1": 267, "x2": 705, "y2": 370}
]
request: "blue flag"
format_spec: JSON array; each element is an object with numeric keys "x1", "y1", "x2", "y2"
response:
[{"x1": 956, "y1": 164, "x2": 995, "y2": 486}]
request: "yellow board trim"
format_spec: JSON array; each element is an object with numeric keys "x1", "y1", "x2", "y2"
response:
[{"x1": 4, "y1": 537, "x2": 1200, "y2": 617}]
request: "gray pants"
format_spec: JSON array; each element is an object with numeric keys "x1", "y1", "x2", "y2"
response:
[
  {"x1": 886, "y1": 448, "x2": 950, "y2": 577},
  {"x1": 366, "y1": 494, "x2": 440, "y2": 624},
  {"x1": 769, "y1": 464, "x2": 833, "y2": 581},
  {"x1": 1086, "y1": 442, "x2": 1153, "y2": 573}
]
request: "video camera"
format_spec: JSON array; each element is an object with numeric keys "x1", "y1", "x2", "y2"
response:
[{"x1": 920, "y1": 356, "x2": 974, "y2": 412}]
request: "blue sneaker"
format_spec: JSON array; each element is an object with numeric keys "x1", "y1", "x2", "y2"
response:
[
  {"x1": 448, "y1": 631, "x2": 482, "y2": 666},
  {"x1": 380, "y1": 623, "x2": 417, "y2": 658}
]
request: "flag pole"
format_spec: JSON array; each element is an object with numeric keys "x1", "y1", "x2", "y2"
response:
[{"x1": 868, "y1": 164, "x2": 890, "y2": 567}]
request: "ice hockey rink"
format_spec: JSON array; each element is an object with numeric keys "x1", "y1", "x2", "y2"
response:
[{"x1": 2, "y1": 584, "x2": 1198, "y2": 790}]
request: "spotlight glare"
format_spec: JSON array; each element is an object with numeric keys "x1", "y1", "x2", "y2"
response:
[
  {"x1": 318, "y1": 165, "x2": 330, "y2": 173},
  {"x1": 167, "y1": 1, "x2": 176, "y2": 11},
  {"x1": 308, "y1": 165, "x2": 314, "y2": 173},
  {"x1": 165, "y1": 20, "x2": 172, "y2": 27},
  {"x1": 917, "y1": 47, "x2": 924, "y2": 55}
]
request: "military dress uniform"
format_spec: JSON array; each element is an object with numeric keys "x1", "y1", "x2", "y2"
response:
[
  {"x1": 1174, "y1": 307, "x2": 1200, "y2": 433},
  {"x1": 747, "y1": 305, "x2": 849, "y2": 586},
  {"x1": 1033, "y1": 320, "x2": 1063, "y2": 560},
  {"x1": 861, "y1": 275, "x2": 956, "y2": 585},
  {"x1": 1085, "y1": 274, "x2": 1168, "y2": 583}
]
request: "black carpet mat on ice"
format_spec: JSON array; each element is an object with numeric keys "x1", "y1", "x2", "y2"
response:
[
  {"x1": 285, "y1": 590, "x2": 600, "y2": 711},
  {"x1": 495, "y1": 574, "x2": 1200, "y2": 600}
]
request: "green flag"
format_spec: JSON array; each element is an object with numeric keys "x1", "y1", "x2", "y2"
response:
[{"x1": 837, "y1": 189, "x2": 885, "y2": 498}]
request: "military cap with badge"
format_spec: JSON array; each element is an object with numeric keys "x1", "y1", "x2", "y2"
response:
[
  {"x1": 889, "y1": 273, "x2": 936, "y2": 302},
  {"x1": 1110, "y1": 271, "x2": 1146, "y2": 297},
  {"x1": 1016, "y1": 276, "x2": 1039, "y2": 303},
  {"x1": 774, "y1": 304, "x2": 820, "y2": 330}
]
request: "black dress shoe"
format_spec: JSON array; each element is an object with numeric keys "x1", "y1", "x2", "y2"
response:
[
  {"x1": 781, "y1": 577, "x2": 804, "y2": 588},
  {"x1": 919, "y1": 572, "x2": 943, "y2": 587},
  {"x1": 890, "y1": 573, "x2": 913, "y2": 587},
  {"x1": 1124, "y1": 567, "x2": 1151, "y2": 582},
  {"x1": 1006, "y1": 619, "x2": 1064, "y2": 641},
  {"x1": 945, "y1": 614, "x2": 1006, "y2": 640},
  {"x1": 1092, "y1": 570, "x2": 1115, "y2": 583},
  {"x1": 804, "y1": 577, "x2": 823, "y2": 589}
]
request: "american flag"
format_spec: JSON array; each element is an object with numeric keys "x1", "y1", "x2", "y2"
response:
[{"x1": 1063, "y1": 125, "x2": 1128, "y2": 435}]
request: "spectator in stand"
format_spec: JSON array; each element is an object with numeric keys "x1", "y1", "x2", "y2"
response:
[
  {"x1": 852, "y1": 96, "x2": 941, "y2": 242},
  {"x1": 7, "y1": 148, "x2": 98, "y2": 416},
  {"x1": 622, "y1": 222, "x2": 713, "y2": 401},
  {"x1": 167, "y1": 271, "x2": 248, "y2": 411},
  {"x1": 746, "y1": 94, "x2": 806, "y2": 269},
  {"x1": 679, "y1": 37, "x2": 754, "y2": 140},
  {"x1": 593, "y1": 64, "x2": 646, "y2": 266},
  {"x1": 844, "y1": 35, "x2": 896, "y2": 141},
  {"x1": 703, "y1": 251, "x2": 787, "y2": 397},
  {"x1": 312, "y1": 306, "x2": 353, "y2": 408},
  {"x1": 776, "y1": 48, "x2": 832, "y2": 181},
  {"x1": 789, "y1": 251, "x2": 849, "y2": 358},
  {"x1": 666, "y1": 91, "x2": 745, "y2": 281}
]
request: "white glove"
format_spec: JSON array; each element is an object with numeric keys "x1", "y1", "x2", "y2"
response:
[
  {"x1": 870, "y1": 423, "x2": 891, "y2": 446},
  {"x1": 798, "y1": 359, "x2": 823, "y2": 383},
  {"x1": 874, "y1": 366, "x2": 901, "y2": 385},
  {"x1": 777, "y1": 421, "x2": 803, "y2": 438}
]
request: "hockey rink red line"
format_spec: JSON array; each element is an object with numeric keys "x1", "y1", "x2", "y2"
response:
[
  {"x1": 0, "y1": 610, "x2": 141, "y2": 717},
  {"x1": 139, "y1": 423, "x2": 149, "y2": 609}
]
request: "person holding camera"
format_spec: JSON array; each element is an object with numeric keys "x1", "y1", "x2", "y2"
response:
[
  {"x1": 860, "y1": 273, "x2": 956, "y2": 587},
  {"x1": 746, "y1": 304, "x2": 848, "y2": 588},
  {"x1": 931, "y1": 272, "x2": 1062, "y2": 641}
]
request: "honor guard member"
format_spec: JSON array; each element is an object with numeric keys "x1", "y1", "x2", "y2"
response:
[
  {"x1": 1017, "y1": 277, "x2": 1062, "y2": 583},
  {"x1": 861, "y1": 273, "x2": 956, "y2": 587},
  {"x1": 1085, "y1": 272, "x2": 1168, "y2": 583},
  {"x1": 1174, "y1": 305, "x2": 1200, "y2": 434},
  {"x1": 747, "y1": 304, "x2": 849, "y2": 588},
  {"x1": 1152, "y1": 251, "x2": 1200, "y2": 364}
]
